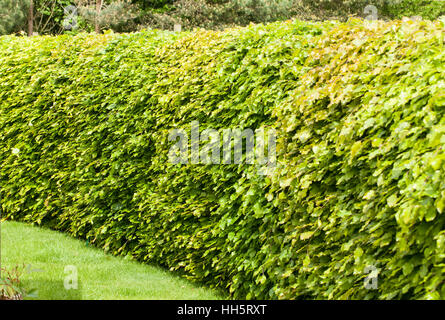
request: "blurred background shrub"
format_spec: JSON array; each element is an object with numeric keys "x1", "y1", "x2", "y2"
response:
[{"x1": 0, "y1": 0, "x2": 444, "y2": 37}]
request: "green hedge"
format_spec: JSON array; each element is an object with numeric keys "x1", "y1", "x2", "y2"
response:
[{"x1": 1, "y1": 18, "x2": 444, "y2": 299}]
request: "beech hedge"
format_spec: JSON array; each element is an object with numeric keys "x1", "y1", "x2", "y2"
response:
[{"x1": 1, "y1": 19, "x2": 445, "y2": 299}]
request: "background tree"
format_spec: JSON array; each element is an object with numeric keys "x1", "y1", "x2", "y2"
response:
[
  {"x1": 75, "y1": 0, "x2": 138, "y2": 33},
  {"x1": 33, "y1": 0, "x2": 75, "y2": 35},
  {"x1": 1, "y1": 0, "x2": 444, "y2": 36},
  {"x1": 0, "y1": 0, "x2": 30, "y2": 35},
  {"x1": 28, "y1": 0, "x2": 34, "y2": 35},
  {"x1": 95, "y1": 0, "x2": 101, "y2": 33}
]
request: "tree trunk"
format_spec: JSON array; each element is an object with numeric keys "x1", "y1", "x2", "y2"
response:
[
  {"x1": 95, "y1": 0, "x2": 101, "y2": 34},
  {"x1": 27, "y1": 0, "x2": 34, "y2": 36}
]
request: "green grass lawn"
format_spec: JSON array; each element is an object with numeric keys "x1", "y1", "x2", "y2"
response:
[{"x1": 1, "y1": 221, "x2": 225, "y2": 300}]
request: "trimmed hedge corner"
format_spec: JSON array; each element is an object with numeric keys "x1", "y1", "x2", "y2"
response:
[{"x1": 1, "y1": 18, "x2": 445, "y2": 299}]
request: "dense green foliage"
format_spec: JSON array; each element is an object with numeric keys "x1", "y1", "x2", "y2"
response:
[{"x1": 1, "y1": 19, "x2": 444, "y2": 299}]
